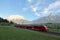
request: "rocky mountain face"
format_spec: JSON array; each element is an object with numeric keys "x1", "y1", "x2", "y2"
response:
[{"x1": 32, "y1": 13, "x2": 60, "y2": 24}]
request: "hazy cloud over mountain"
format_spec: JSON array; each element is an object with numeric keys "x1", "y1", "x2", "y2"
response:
[{"x1": 7, "y1": 15, "x2": 25, "y2": 21}]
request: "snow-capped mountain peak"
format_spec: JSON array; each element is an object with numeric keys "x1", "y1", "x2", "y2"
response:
[{"x1": 32, "y1": 13, "x2": 60, "y2": 24}]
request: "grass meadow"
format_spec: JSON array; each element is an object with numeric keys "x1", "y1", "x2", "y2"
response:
[{"x1": 0, "y1": 25, "x2": 60, "y2": 40}]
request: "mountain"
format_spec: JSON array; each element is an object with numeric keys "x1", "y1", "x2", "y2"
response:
[
  {"x1": 7, "y1": 15, "x2": 25, "y2": 22},
  {"x1": 13, "y1": 19, "x2": 31, "y2": 24},
  {"x1": 32, "y1": 13, "x2": 60, "y2": 24},
  {"x1": 6, "y1": 15, "x2": 31, "y2": 24}
]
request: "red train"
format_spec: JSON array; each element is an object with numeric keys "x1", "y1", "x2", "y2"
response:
[
  {"x1": 32, "y1": 25, "x2": 48, "y2": 31},
  {"x1": 14, "y1": 24, "x2": 48, "y2": 31}
]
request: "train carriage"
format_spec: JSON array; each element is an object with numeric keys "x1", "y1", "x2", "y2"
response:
[{"x1": 14, "y1": 24, "x2": 48, "y2": 31}]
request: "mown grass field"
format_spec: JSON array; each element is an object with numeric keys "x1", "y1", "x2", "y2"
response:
[{"x1": 0, "y1": 25, "x2": 60, "y2": 40}]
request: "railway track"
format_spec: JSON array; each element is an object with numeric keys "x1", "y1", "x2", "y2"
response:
[{"x1": 28, "y1": 29, "x2": 60, "y2": 36}]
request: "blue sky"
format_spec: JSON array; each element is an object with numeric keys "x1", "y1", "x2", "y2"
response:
[{"x1": 0, "y1": 0, "x2": 60, "y2": 21}]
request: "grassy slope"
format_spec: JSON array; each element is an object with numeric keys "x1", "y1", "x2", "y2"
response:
[{"x1": 0, "y1": 25, "x2": 60, "y2": 40}]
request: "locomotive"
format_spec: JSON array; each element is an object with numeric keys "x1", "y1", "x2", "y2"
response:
[{"x1": 14, "y1": 24, "x2": 48, "y2": 31}]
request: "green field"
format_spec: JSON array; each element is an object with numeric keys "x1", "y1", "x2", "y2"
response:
[{"x1": 0, "y1": 25, "x2": 60, "y2": 40}]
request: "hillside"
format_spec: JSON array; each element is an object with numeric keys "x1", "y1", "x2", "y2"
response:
[
  {"x1": 0, "y1": 25, "x2": 60, "y2": 40},
  {"x1": 32, "y1": 13, "x2": 60, "y2": 24}
]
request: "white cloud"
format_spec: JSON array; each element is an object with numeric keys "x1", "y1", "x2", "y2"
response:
[
  {"x1": 26, "y1": 0, "x2": 60, "y2": 17},
  {"x1": 48, "y1": 1, "x2": 60, "y2": 10},
  {"x1": 30, "y1": 0, "x2": 41, "y2": 13},
  {"x1": 43, "y1": 1, "x2": 60, "y2": 14},
  {"x1": 7, "y1": 15, "x2": 25, "y2": 21},
  {"x1": 32, "y1": 6, "x2": 38, "y2": 12},
  {"x1": 35, "y1": 12, "x2": 40, "y2": 16},
  {"x1": 27, "y1": 0, "x2": 32, "y2": 3},
  {"x1": 23, "y1": 0, "x2": 41, "y2": 17},
  {"x1": 43, "y1": 8, "x2": 49, "y2": 13},
  {"x1": 30, "y1": 1, "x2": 40, "y2": 16}
]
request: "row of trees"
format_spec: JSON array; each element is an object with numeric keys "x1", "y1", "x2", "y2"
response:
[
  {"x1": 45, "y1": 23, "x2": 60, "y2": 29},
  {"x1": 0, "y1": 17, "x2": 13, "y2": 24}
]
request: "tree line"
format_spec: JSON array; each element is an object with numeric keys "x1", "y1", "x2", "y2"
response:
[{"x1": 0, "y1": 17, "x2": 13, "y2": 24}]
